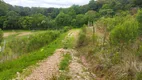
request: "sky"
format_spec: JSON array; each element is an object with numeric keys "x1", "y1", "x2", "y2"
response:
[{"x1": 3, "y1": 0, "x2": 90, "y2": 8}]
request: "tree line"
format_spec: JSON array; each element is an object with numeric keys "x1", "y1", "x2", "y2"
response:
[{"x1": 0, "y1": 0, "x2": 141, "y2": 30}]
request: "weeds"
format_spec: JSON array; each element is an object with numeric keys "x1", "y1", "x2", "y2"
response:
[
  {"x1": 0, "y1": 30, "x2": 60, "y2": 62},
  {"x1": 58, "y1": 53, "x2": 72, "y2": 80},
  {"x1": 59, "y1": 53, "x2": 72, "y2": 71}
]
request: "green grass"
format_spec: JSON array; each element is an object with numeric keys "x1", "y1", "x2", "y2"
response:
[
  {"x1": 58, "y1": 53, "x2": 72, "y2": 80},
  {"x1": 0, "y1": 32, "x2": 67, "y2": 80},
  {"x1": 59, "y1": 53, "x2": 72, "y2": 71}
]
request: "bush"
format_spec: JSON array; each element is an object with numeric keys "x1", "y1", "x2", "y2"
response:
[
  {"x1": 96, "y1": 16, "x2": 126, "y2": 32},
  {"x1": 110, "y1": 17, "x2": 138, "y2": 45}
]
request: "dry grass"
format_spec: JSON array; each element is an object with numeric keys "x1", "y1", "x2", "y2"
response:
[{"x1": 76, "y1": 26, "x2": 142, "y2": 80}]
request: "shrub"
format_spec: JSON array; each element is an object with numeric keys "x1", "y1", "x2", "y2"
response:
[
  {"x1": 110, "y1": 17, "x2": 139, "y2": 45},
  {"x1": 96, "y1": 16, "x2": 126, "y2": 32}
]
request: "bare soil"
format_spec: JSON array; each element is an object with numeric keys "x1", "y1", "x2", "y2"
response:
[
  {"x1": 3, "y1": 32, "x2": 17, "y2": 37},
  {"x1": 17, "y1": 32, "x2": 32, "y2": 37},
  {"x1": 24, "y1": 49, "x2": 66, "y2": 80}
]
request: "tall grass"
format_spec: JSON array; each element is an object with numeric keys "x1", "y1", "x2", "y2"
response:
[
  {"x1": 0, "y1": 31, "x2": 67, "y2": 80},
  {"x1": 1, "y1": 30, "x2": 60, "y2": 62},
  {"x1": 77, "y1": 25, "x2": 142, "y2": 80}
]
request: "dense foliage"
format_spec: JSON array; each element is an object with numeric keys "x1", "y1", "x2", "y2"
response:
[
  {"x1": 110, "y1": 17, "x2": 139, "y2": 45},
  {"x1": 0, "y1": 0, "x2": 141, "y2": 30}
]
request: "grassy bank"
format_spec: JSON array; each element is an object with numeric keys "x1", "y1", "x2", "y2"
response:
[
  {"x1": 0, "y1": 31, "x2": 67, "y2": 80},
  {"x1": 0, "y1": 30, "x2": 60, "y2": 62}
]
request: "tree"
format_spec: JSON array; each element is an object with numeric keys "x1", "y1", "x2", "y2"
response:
[
  {"x1": 68, "y1": 8, "x2": 76, "y2": 19},
  {"x1": 88, "y1": 0, "x2": 97, "y2": 10},
  {"x1": 0, "y1": 16, "x2": 6, "y2": 29},
  {"x1": 55, "y1": 12, "x2": 72, "y2": 27},
  {"x1": 30, "y1": 13, "x2": 47, "y2": 29},
  {"x1": 85, "y1": 10, "x2": 99, "y2": 23},
  {"x1": 19, "y1": 16, "x2": 33, "y2": 29},
  {"x1": 99, "y1": 9, "x2": 114, "y2": 17},
  {"x1": 0, "y1": 0, "x2": 8, "y2": 16},
  {"x1": 75, "y1": 14, "x2": 87, "y2": 27},
  {"x1": 3, "y1": 11, "x2": 20, "y2": 29},
  {"x1": 133, "y1": 0, "x2": 142, "y2": 7},
  {"x1": 71, "y1": 5, "x2": 81, "y2": 14}
]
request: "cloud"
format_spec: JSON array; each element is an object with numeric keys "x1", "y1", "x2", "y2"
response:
[{"x1": 3, "y1": 0, "x2": 90, "y2": 8}]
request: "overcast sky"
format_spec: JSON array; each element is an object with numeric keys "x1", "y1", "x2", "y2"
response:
[{"x1": 4, "y1": 0, "x2": 90, "y2": 8}]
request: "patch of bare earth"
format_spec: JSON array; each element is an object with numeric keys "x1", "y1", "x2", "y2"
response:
[
  {"x1": 17, "y1": 32, "x2": 32, "y2": 37},
  {"x1": 23, "y1": 49, "x2": 66, "y2": 80},
  {"x1": 68, "y1": 50, "x2": 96, "y2": 80},
  {"x1": 3, "y1": 32, "x2": 17, "y2": 37}
]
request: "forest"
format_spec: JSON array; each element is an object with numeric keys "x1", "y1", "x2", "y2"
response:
[
  {"x1": 0, "y1": 0, "x2": 141, "y2": 30},
  {"x1": 0, "y1": 0, "x2": 142, "y2": 80}
]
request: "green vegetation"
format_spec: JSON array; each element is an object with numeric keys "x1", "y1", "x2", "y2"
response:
[
  {"x1": 110, "y1": 17, "x2": 139, "y2": 45},
  {"x1": 0, "y1": 0, "x2": 140, "y2": 30},
  {"x1": 0, "y1": 32, "x2": 67, "y2": 80},
  {"x1": 58, "y1": 53, "x2": 72, "y2": 80},
  {"x1": 76, "y1": 13, "x2": 142, "y2": 80},
  {"x1": 59, "y1": 53, "x2": 72, "y2": 71},
  {"x1": 0, "y1": 0, "x2": 142, "y2": 80},
  {"x1": 0, "y1": 30, "x2": 60, "y2": 62},
  {"x1": 76, "y1": 26, "x2": 87, "y2": 47}
]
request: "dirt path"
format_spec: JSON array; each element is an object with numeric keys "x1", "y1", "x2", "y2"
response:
[
  {"x1": 24, "y1": 49, "x2": 65, "y2": 80},
  {"x1": 4, "y1": 31, "x2": 32, "y2": 38},
  {"x1": 68, "y1": 50, "x2": 96, "y2": 80},
  {"x1": 22, "y1": 29, "x2": 80, "y2": 80},
  {"x1": 3, "y1": 32, "x2": 17, "y2": 37},
  {"x1": 17, "y1": 32, "x2": 32, "y2": 37},
  {"x1": 17, "y1": 29, "x2": 95, "y2": 80}
]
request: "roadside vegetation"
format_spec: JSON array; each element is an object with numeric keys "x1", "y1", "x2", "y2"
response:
[{"x1": 76, "y1": 11, "x2": 142, "y2": 80}]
